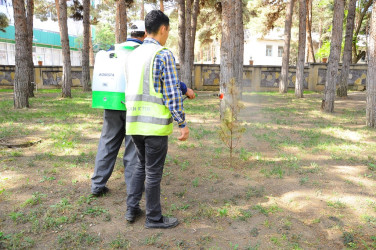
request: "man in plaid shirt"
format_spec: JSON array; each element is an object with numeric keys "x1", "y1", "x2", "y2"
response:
[{"x1": 124, "y1": 10, "x2": 194, "y2": 229}]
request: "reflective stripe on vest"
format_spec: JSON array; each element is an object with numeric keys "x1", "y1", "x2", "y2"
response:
[{"x1": 125, "y1": 43, "x2": 173, "y2": 136}]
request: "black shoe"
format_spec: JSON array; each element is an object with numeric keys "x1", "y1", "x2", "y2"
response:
[
  {"x1": 125, "y1": 207, "x2": 143, "y2": 223},
  {"x1": 145, "y1": 216, "x2": 179, "y2": 229},
  {"x1": 91, "y1": 187, "x2": 109, "y2": 197}
]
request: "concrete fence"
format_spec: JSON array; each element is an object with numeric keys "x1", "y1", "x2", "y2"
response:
[{"x1": 0, "y1": 63, "x2": 368, "y2": 92}]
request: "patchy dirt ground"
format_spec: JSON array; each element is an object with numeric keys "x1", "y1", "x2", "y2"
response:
[{"x1": 0, "y1": 90, "x2": 375, "y2": 249}]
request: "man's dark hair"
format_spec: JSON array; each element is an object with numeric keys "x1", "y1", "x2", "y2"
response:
[
  {"x1": 131, "y1": 31, "x2": 145, "y2": 38},
  {"x1": 145, "y1": 10, "x2": 169, "y2": 35}
]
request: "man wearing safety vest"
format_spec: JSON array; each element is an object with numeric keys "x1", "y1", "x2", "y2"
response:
[
  {"x1": 124, "y1": 10, "x2": 191, "y2": 228},
  {"x1": 91, "y1": 21, "x2": 194, "y2": 198}
]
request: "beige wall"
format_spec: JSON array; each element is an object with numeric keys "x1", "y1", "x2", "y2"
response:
[{"x1": 0, "y1": 64, "x2": 368, "y2": 92}]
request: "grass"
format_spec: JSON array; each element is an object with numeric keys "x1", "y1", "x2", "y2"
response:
[{"x1": 1, "y1": 89, "x2": 376, "y2": 248}]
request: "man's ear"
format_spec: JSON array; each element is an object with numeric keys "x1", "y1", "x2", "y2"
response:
[{"x1": 161, "y1": 25, "x2": 168, "y2": 33}]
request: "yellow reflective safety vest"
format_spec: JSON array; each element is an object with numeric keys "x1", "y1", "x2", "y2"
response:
[{"x1": 125, "y1": 43, "x2": 173, "y2": 136}]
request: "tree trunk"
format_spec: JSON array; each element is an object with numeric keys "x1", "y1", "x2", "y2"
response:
[
  {"x1": 337, "y1": 0, "x2": 357, "y2": 97},
  {"x1": 322, "y1": 0, "x2": 344, "y2": 112},
  {"x1": 280, "y1": 0, "x2": 294, "y2": 93},
  {"x1": 89, "y1": 26, "x2": 94, "y2": 66},
  {"x1": 58, "y1": 0, "x2": 72, "y2": 98},
  {"x1": 26, "y1": 0, "x2": 34, "y2": 98},
  {"x1": 140, "y1": 0, "x2": 144, "y2": 20},
  {"x1": 82, "y1": 0, "x2": 91, "y2": 91},
  {"x1": 295, "y1": 0, "x2": 306, "y2": 98},
  {"x1": 182, "y1": 0, "x2": 192, "y2": 87},
  {"x1": 178, "y1": 0, "x2": 185, "y2": 66},
  {"x1": 115, "y1": 0, "x2": 127, "y2": 43},
  {"x1": 160, "y1": 0, "x2": 164, "y2": 12},
  {"x1": 220, "y1": 0, "x2": 236, "y2": 117},
  {"x1": 190, "y1": 0, "x2": 199, "y2": 69},
  {"x1": 235, "y1": 0, "x2": 244, "y2": 96},
  {"x1": 366, "y1": 3, "x2": 376, "y2": 127},
  {"x1": 305, "y1": 0, "x2": 315, "y2": 63},
  {"x1": 352, "y1": 0, "x2": 372, "y2": 63},
  {"x1": 12, "y1": 0, "x2": 29, "y2": 108}
]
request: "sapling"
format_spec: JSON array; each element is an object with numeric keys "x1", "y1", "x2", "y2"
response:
[{"x1": 219, "y1": 78, "x2": 245, "y2": 167}]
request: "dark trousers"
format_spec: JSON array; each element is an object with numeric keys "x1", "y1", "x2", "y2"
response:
[
  {"x1": 91, "y1": 109, "x2": 138, "y2": 193},
  {"x1": 126, "y1": 135, "x2": 168, "y2": 221}
]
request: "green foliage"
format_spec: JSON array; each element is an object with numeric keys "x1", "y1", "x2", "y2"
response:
[
  {"x1": 110, "y1": 234, "x2": 130, "y2": 249},
  {"x1": 315, "y1": 40, "x2": 330, "y2": 60},
  {"x1": 0, "y1": 13, "x2": 9, "y2": 32},
  {"x1": 93, "y1": 23, "x2": 116, "y2": 51},
  {"x1": 21, "y1": 192, "x2": 46, "y2": 207}
]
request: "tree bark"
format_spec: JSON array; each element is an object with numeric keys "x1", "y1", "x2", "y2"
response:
[
  {"x1": 295, "y1": 0, "x2": 306, "y2": 98},
  {"x1": 366, "y1": 2, "x2": 376, "y2": 127},
  {"x1": 235, "y1": 0, "x2": 244, "y2": 96},
  {"x1": 337, "y1": 0, "x2": 357, "y2": 97},
  {"x1": 82, "y1": 0, "x2": 91, "y2": 91},
  {"x1": 178, "y1": 0, "x2": 185, "y2": 66},
  {"x1": 182, "y1": 0, "x2": 192, "y2": 87},
  {"x1": 115, "y1": 0, "x2": 127, "y2": 43},
  {"x1": 58, "y1": 0, "x2": 72, "y2": 98},
  {"x1": 160, "y1": 0, "x2": 164, "y2": 12},
  {"x1": 305, "y1": 0, "x2": 315, "y2": 63},
  {"x1": 140, "y1": 0, "x2": 144, "y2": 20},
  {"x1": 220, "y1": 0, "x2": 236, "y2": 117},
  {"x1": 26, "y1": 0, "x2": 34, "y2": 98},
  {"x1": 190, "y1": 0, "x2": 199, "y2": 68},
  {"x1": 12, "y1": 0, "x2": 29, "y2": 108},
  {"x1": 89, "y1": 26, "x2": 94, "y2": 66},
  {"x1": 280, "y1": 0, "x2": 294, "y2": 93},
  {"x1": 322, "y1": 0, "x2": 344, "y2": 112}
]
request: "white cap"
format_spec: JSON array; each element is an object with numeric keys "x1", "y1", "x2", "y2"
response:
[{"x1": 129, "y1": 20, "x2": 145, "y2": 32}]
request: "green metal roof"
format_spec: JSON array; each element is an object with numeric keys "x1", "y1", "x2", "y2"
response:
[{"x1": 0, "y1": 25, "x2": 79, "y2": 49}]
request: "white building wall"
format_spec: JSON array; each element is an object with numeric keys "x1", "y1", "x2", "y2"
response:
[
  {"x1": 0, "y1": 1, "x2": 82, "y2": 36},
  {"x1": 0, "y1": 1, "x2": 82, "y2": 66},
  {"x1": 244, "y1": 37, "x2": 284, "y2": 66}
]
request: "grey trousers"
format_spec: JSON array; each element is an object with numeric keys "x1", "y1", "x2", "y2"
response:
[
  {"x1": 126, "y1": 135, "x2": 168, "y2": 221},
  {"x1": 91, "y1": 109, "x2": 138, "y2": 194}
]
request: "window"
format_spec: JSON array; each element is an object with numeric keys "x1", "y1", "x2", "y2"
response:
[
  {"x1": 278, "y1": 46, "x2": 283, "y2": 57},
  {"x1": 266, "y1": 45, "x2": 272, "y2": 57},
  {"x1": 51, "y1": 49, "x2": 60, "y2": 65},
  {"x1": 44, "y1": 48, "x2": 52, "y2": 65},
  {"x1": 71, "y1": 51, "x2": 81, "y2": 66},
  {"x1": 7, "y1": 43, "x2": 15, "y2": 65},
  {"x1": 36, "y1": 47, "x2": 45, "y2": 63},
  {"x1": 0, "y1": 43, "x2": 7, "y2": 64}
]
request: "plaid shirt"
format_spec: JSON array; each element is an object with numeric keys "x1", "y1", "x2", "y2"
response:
[{"x1": 144, "y1": 38, "x2": 186, "y2": 128}]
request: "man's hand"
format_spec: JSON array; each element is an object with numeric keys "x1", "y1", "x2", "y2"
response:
[
  {"x1": 185, "y1": 88, "x2": 196, "y2": 99},
  {"x1": 178, "y1": 126, "x2": 189, "y2": 141}
]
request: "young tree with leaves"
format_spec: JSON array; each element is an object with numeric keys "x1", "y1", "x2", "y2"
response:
[
  {"x1": 337, "y1": 0, "x2": 357, "y2": 97},
  {"x1": 322, "y1": 0, "x2": 344, "y2": 112},
  {"x1": 12, "y1": 0, "x2": 29, "y2": 108},
  {"x1": 366, "y1": 3, "x2": 376, "y2": 128},
  {"x1": 279, "y1": 0, "x2": 294, "y2": 94},
  {"x1": 295, "y1": 0, "x2": 306, "y2": 98}
]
